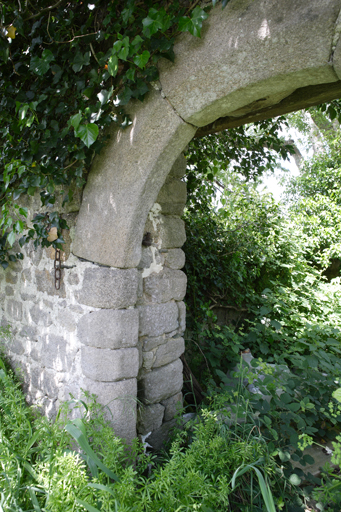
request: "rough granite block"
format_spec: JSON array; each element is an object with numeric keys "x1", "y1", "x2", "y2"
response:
[
  {"x1": 77, "y1": 267, "x2": 138, "y2": 308},
  {"x1": 81, "y1": 346, "x2": 139, "y2": 382},
  {"x1": 78, "y1": 309, "x2": 139, "y2": 349}
]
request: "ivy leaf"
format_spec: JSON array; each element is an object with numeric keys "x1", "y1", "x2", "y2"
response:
[
  {"x1": 107, "y1": 54, "x2": 118, "y2": 76},
  {"x1": 27, "y1": 186, "x2": 36, "y2": 196},
  {"x1": 7, "y1": 231, "x2": 16, "y2": 247},
  {"x1": 142, "y1": 8, "x2": 171, "y2": 37},
  {"x1": 125, "y1": 68, "x2": 135, "y2": 81},
  {"x1": 75, "y1": 123, "x2": 99, "y2": 148},
  {"x1": 19, "y1": 206, "x2": 28, "y2": 217},
  {"x1": 0, "y1": 41, "x2": 9, "y2": 64},
  {"x1": 72, "y1": 51, "x2": 90, "y2": 72},
  {"x1": 178, "y1": 7, "x2": 208, "y2": 38},
  {"x1": 131, "y1": 35, "x2": 143, "y2": 52},
  {"x1": 131, "y1": 79, "x2": 149, "y2": 99},
  {"x1": 30, "y1": 49, "x2": 54, "y2": 75},
  {"x1": 118, "y1": 37, "x2": 130, "y2": 61},
  {"x1": 69, "y1": 112, "x2": 82, "y2": 130},
  {"x1": 97, "y1": 88, "x2": 113, "y2": 106},
  {"x1": 133, "y1": 50, "x2": 150, "y2": 69},
  {"x1": 118, "y1": 86, "x2": 132, "y2": 106},
  {"x1": 112, "y1": 40, "x2": 123, "y2": 53}
]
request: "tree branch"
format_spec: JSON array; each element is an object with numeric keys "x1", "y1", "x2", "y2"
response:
[
  {"x1": 25, "y1": 0, "x2": 65, "y2": 20},
  {"x1": 209, "y1": 303, "x2": 248, "y2": 312}
]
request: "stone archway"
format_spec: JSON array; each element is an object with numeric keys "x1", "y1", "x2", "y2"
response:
[
  {"x1": 70, "y1": 0, "x2": 341, "y2": 443},
  {"x1": 73, "y1": 0, "x2": 341, "y2": 268},
  {"x1": 3, "y1": 0, "x2": 341, "y2": 446}
]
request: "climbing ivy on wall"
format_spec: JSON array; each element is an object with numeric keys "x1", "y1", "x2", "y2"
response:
[{"x1": 0, "y1": 0, "x2": 230, "y2": 268}]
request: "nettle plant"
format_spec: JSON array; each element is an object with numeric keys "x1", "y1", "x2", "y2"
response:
[{"x1": 0, "y1": 0, "x2": 230, "y2": 269}]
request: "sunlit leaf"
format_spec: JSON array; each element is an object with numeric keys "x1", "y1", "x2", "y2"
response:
[
  {"x1": 75, "y1": 123, "x2": 99, "y2": 148},
  {"x1": 133, "y1": 50, "x2": 150, "y2": 69}
]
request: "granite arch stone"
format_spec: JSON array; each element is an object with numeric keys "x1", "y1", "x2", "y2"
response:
[{"x1": 73, "y1": 0, "x2": 341, "y2": 269}]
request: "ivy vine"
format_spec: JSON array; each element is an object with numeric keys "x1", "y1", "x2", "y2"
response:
[{"x1": 0, "y1": 0, "x2": 229, "y2": 268}]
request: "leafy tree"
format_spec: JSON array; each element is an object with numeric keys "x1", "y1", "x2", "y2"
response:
[
  {"x1": 284, "y1": 117, "x2": 341, "y2": 272},
  {"x1": 183, "y1": 110, "x2": 341, "y2": 388}
]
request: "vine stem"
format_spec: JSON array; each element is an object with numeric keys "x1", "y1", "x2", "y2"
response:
[{"x1": 25, "y1": 0, "x2": 66, "y2": 20}]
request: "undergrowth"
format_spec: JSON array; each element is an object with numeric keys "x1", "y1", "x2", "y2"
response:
[{"x1": 0, "y1": 354, "x2": 307, "y2": 512}]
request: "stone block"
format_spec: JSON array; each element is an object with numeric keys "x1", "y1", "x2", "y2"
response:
[
  {"x1": 6, "y1": 272, "x2": 18, "y2": 284},
  {"x1": 142, "y1": 334, "x2": 167, "y2": 352},
  {"x1": 8, "y1": 259, "x2": 23, "y2": 273},
  {"x1": 22, "y1": 268, "x2": 32, "y2": 283},
  {"x1": 139, "y1": 358, "x2": 183, "y2": 403},
  {"x1": 160, "y1": 217, "x2": 186, "y2": 249},
  {"x1": 81, "y1": 346, "x2": 139, "y2": 382},
  {"x1": 7, "y1": 300, "x2": 23, "y2": 322},
  {"x1": 161, "y1": 392, "x2": 183, "y2": 421},
  {"x1": 156, "y1": 179, "x2": 187, "y2": 216},
  {"x1": 153, "y1": 337, "x2": 184, "y2": 368},
  {"x1": 144, "y1": 268, "x2": 187, "y2": 303},
  {"x1": 67, "y1": 272, "x2": 80, "y2": 286},
  {"x1": 138, "y1": 302, "x2": 179, "y2": 337},
  {"x1": 77, "y1": 267, "x2": 138, "y2": 309},
  {"x1": 142, "y1": 351, "x2": 155, "y2": 371},
  {"x1": 30, "y1": 343, "x2": 40, "y2": 362},
  {"x1": 39, "y1": 369, "x2": 60, "y2": 397},
  {"x1": 177, "y1": 301, "x2": 186, "y2": 333},
  {"x1": 5, "y1": 286, "x2": 14, "y2": 296},
  {"x1": 41, "y1": 334, "x2": 71, "y2": 372},
  {"x1": 35, "y1": 269, "x2": 66, "y2": 298},
  {"x1": 168, "y1": 154, "x2": 187, "y2": 179},
  {"x1": 26, "y1": 241, "x2": 43, "y2": 266},
  {"x1": 138, "y1": 403, "x2": 165, "y2": 435},
  {"x1": 143, "y1": 214, "x2": 186, "y2": 250},
  {"x1": 19, "y1": 325, "x2": 37, "y2": 338},
  {"x1": 78, "y1": 309, "x2": 138, "y2": 349},
  {"x1": 138, "y1": 246, "x2": 164, "y2": 273},
  {"x1": 70, "y1": 305, "x2": 84, "y2": 314},
  {"x1": 164, "y1": 249, "x2": 186, "y2": 270},
  {"x1": 160, "y1": 203, "x2": 185, "y2": 216},
  {"x1": 57, "y1": 309, "x2": 77, "y2": 333},
  {"x1": 21, "y1": 293, "x2": 37, "y2": 302},
  {"x1": 83, "y1": 377, "x2": 137, "y2": 443},
  {"x1": 30, "y1": 304, "x2": 53, "y2": 327},
  {"x1": 10, "y1": 338, "x2": 25, "y2": 356},
  {"x1": 159, "y1": 1, "x2": 339, "y2": 126}
]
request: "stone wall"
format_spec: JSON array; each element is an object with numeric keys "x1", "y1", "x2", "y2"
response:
[
  {"x1": 136, "y1": 154, "x2": 187, "y2": 448},
  {"x1": 0, "y1": 155, "x2": 187, "y2": 446}
]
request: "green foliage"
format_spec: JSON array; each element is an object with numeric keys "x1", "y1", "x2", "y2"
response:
[
  {"x1": 0, "y1": 354, "x2": 302, "y2": 512},
  {"x1": 294, "y1": 388, "x2": 341, "y2": 511},
  {"x1": 183, "y1": 113, "x2": 341, "y2": 473},
  {"x1": 0, "y1": 0, "x2": 227, "y2": 266},
  {"x1": 186, "y1": 118, "x2": 293, "y2": 213},
  {"x1": 283, "y1": 130, "x2": 341, "y2": 270}
]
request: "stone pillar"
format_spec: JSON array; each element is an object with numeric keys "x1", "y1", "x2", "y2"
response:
[
  {"x1": 76, "y1": 267, "x2": 140, "y2": 442},
  {"x1": 136, "y1": 155, "x2": 187, "y2": 449}
]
